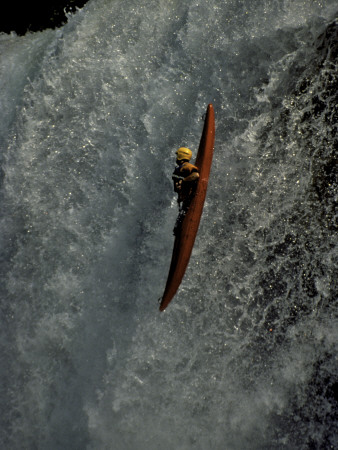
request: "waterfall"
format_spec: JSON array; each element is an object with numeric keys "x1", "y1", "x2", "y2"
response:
[{"x1": 0, "y1": 1, "x2": 337, "y2": 448}]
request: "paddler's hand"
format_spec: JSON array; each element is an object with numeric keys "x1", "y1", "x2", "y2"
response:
[{"x1": 175, "y1": 180, "x2": 182, "y2": 191}]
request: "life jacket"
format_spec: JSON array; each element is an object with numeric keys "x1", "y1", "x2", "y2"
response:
[
  {"x1": 172, "y1": 161, "x2": 199, "y2": 201},
  {"x1": 172, "y1": 162, "x2": 199, "y2": 184}
]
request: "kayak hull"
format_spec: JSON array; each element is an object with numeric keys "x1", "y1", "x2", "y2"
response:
[{"x1": 159, "y1": 104, "x2": 215, "y2": 311}]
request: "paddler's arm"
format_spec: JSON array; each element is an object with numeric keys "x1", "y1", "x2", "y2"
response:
[
  {"x1": 172, "y1": 174, "x2": 185, "y2": 182},
  {"x1": 183, "y1": 171, "x2": 199, "y2": 182}
]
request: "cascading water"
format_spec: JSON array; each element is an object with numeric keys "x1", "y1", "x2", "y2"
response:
[{"x1": 0, "y1": 1, "x2": 337, "y2": 449}]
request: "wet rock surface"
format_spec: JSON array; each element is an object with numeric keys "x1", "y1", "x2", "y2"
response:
[{"x1": 0, "y1": 0, "x2": 89, "y2": 35}]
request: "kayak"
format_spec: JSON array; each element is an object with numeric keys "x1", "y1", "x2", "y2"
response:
[{"x1": 159, "y1": 103, "x2": 215, "y2": 311}]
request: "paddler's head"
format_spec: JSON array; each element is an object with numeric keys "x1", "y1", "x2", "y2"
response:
[{"x1": 176, "y1": 147, "x2": 192, "y2": 164}]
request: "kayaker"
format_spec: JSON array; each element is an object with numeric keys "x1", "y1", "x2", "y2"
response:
[
  {"x1": 172, "y1": 147, "x2": 199, "y2": 236},
  {"x1": 172, "y1": 147, "x2": 200, "y2": 211}
]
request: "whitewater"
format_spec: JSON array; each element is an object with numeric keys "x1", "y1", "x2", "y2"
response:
[{"x1": 0, "y1": 0, "x2": 337, "y2": 448}]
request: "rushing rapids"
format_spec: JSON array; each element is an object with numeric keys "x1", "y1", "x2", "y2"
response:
[{"x1": 0, "y1": 1, "x2": 337, "y2": 448}]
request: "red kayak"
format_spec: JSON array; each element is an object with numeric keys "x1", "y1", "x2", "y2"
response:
[{"x1": 159, "y1": 104, "x2": 215, "y2": 311}]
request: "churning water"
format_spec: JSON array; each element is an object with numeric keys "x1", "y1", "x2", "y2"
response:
[{"x1": 0, "y1": 1, "x2": 337, "y2": 448}]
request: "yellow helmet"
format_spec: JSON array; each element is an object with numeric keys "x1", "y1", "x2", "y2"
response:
[{"x1": 176, "y1": 147, "x2": 192, "y2": 161}]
